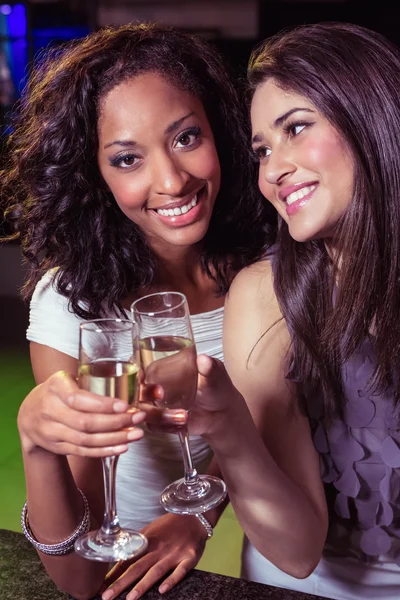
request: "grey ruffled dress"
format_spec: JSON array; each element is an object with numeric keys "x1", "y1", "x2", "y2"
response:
[{"x1": 241, "y1": 336, "x2": 400, "y2": 599}]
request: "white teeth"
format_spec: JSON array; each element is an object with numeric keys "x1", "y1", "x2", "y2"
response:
[
  {"x1": 156, "y1": 194, "x2": 198, "y2": 216},
  {"x1": 286, "y1": 185, "x2": 316, "y2": 206}
]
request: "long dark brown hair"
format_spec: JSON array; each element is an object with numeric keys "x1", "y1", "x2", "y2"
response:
[
  {"x1": 1, "y1": 23, "x2": 274, "y2": 319},
  {"x1": 248, "y1": 22, "x2": 400, "y2": 416}
]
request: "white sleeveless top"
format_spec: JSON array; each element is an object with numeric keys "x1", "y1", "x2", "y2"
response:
[{"x1": 27, "y1": 270, "x2": 224, "y2": 529}]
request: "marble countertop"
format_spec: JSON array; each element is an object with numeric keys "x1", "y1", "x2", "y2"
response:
[{"x1": 0, "y1": 529, "x2": 329, "y2": 600}]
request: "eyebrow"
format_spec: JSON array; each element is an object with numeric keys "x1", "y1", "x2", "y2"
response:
[
  {"x1": 251, "y1": 107, "x2": 315, "y2": 144},
  {"x1": 103, "y1": 111, "x2": 195, "y2": 149},
  {"x1": 165, "y1": 112, "x2": 194, "y2": 135}
]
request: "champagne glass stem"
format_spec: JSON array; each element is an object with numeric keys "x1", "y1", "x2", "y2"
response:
[
  {"x1": 178, "y1": 427, "x2": 199, "y2": 485},
  {"x1": 100, "y1": 456, "x2": 120, "y2": 536}
]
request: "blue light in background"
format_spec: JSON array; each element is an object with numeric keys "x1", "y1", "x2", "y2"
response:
[
  {"x1": 1, "y1": 4, "x2": 28, "y2": 95},
  {"x1": 7, "y1": 3, "x2": 27, "y2": 37},
  {"x1": 1, "y1": 4, "x2": 91, "y2": 104},
  {"x1": 0, "y1": 5, "x2": 12, "y2": 17},
  {"x1": 32, "y1": 25, "x2": 90, "y2": 62}
]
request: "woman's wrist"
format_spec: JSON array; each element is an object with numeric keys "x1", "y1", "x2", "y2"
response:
[
  {"x1": 19, "y1": 427, "x2": 64, "y2": 462},
  {"x1": 18, "y1": 428, "x2": 41, "y2": 455},
  {"x1": 194, "y1": 514, "x2": 213, "y2": 539},
  {"x1": 17, "y1": 392, "x2": 54, "y2": 456},
  {"x1": 17, "y1": 398, "x2": 39, "y2": 454},
  {"x1": 18, "y1": 419, "x2": 50, "y2": 456}
]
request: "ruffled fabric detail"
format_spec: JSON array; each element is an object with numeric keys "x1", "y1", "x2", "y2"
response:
[{"x1": 306, "y1": 339, "x2": 400, "y2": 565}]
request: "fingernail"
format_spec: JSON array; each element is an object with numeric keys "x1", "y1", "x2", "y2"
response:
[
  {"x1": 128, "y1": 591, "x2": 139, "y2": 600},
  {"x1": 175, "y1": 410, "x2": 187, "y2": 421},
  {"x1": 162, "y1": 410, "x2": 187, "y2": 423},
  {"x1": 66, "y1": 394, "x2": 76, "y2": 406},
  {"x1": 127, "y1": 429, "x2": 139, "y2": 440},
  {"x1": 153, "y1": 385, "x2": 164, "y2": 400},
  {"x1": 113, "y1": 400, "x2": 128, "y2": 412},
  {"x1": 131, "y1": 410, "x2": 146, "y2": 424},
  {"x1": 159, "y1": 584, "x2": 169, "y2": 594},
  {"x1": 102, "y1": 590, "x2": 114, "y2": 600}
]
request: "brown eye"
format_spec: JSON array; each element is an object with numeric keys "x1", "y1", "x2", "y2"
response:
[
  {"x1": 175, "y1": 126, "x2": 201, "y2": 149},
  {"x1": 110, "y1": 153, "x2": 138, "y2": 168},
  {"x1": 122, "y1": 156, "x2": 136, "y2": 166},
  {"x1": 178, "y1": 133, "x2": 193, "y2": 146},
  {"x1": 253, "y1": 146, "x2": 270, "y2": 160}
]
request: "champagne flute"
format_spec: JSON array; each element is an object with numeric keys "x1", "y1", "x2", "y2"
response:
[
  {"x1": 74, "y1": 318, "x2": 148, "y2": 561},
  {"x1": 131, "y1": 292, "x2": 227, "y2": 514}
]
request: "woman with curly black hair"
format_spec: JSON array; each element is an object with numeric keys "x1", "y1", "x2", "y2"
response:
[{"x1": 1, "y1": 22, "x2": 277, "y2": 600}]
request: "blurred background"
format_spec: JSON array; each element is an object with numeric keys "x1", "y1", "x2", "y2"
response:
[{"x1": 0, "y1": 0, "x2": 397, "y2": 579}]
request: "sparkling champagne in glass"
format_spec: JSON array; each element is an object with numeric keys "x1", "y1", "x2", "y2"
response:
[
  {"x1": 74, "y1": 318, "x2": 148, "y2": 561},
  {"x1": 131, "y1": 292, "x2": 227, "y2": 514}
]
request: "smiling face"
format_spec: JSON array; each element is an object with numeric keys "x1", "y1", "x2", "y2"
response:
[
  {"x1": 250, "y1": 79, "x2": 354, "y2": 243},
  {"x1": 97, "y1": 72, "x2": 221, "y2": 255}
]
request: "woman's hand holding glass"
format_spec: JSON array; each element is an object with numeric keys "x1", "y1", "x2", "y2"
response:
[
  {"x1": 131, "y1": 292, "x2": 227, "y2": 515},
  {"x1": 17, "y1": 370, "x2": 146, "y2": 458},
  {"x1": 189, "y1": 353, "x2": 243, "y2": 437},
  {"x1": 74, "y1": 318, "x2": 148, "y2": 562}
]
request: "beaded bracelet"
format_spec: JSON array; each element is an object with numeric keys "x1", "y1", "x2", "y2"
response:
[
  {"x1": 21, "y1": 488, "x2": 91, "y2": 555},
  {"x1": 195, "y1": 513, "x2": 213, "y2": 538}
]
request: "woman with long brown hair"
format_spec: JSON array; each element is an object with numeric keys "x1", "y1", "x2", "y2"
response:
[{"x1": 221, "y1": 20, "x2": 400, "y2": 599}]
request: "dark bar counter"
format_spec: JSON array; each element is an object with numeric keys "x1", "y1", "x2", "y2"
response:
[{"x1": 0, "y1": 529, "x2": 330, "y2": 600}]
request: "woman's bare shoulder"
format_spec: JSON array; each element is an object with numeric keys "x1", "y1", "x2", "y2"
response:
[{"x1": 227, "y1": 259, "x2": 278, "y2": 322}]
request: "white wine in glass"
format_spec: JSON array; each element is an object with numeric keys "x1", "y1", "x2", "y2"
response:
[
  {"x1": 74, "y1": 318, "x2": 148, "y2": 562},
  {"x1": 131, "y1": 292, "x2": 227, "y2": 514}
]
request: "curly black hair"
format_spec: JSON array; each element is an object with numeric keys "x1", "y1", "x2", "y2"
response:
[{"x1": 1, "y1": 23, "x2": 274, "y2": 319}]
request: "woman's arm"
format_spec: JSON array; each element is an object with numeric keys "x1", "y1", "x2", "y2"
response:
[
  {"x1": 21, "y1": 343, "x2": 226, "y2": 600},
  {"x1": 195, "y1": 261, "x2": 328, "y2": 578},
  {"x1": 18, "y1": 343, "x2": 143, "y2": 600}
]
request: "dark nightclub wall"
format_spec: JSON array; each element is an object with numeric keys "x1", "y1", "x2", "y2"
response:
[
  {"x1": 212, "y1": 1, "x2": 399, "y2": 83},
  {"x1": 259, "y1": 1, "x2": 398, "y2": 45}
]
